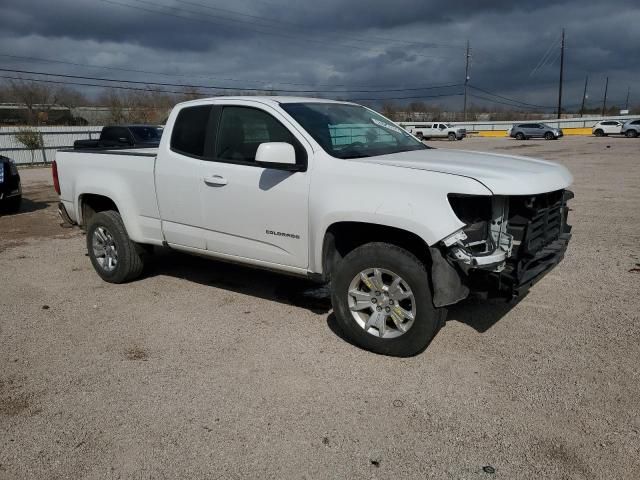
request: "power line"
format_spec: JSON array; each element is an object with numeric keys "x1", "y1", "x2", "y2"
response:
[
  {"x1": 0, "y1": 67, "x2": 463, "y2": 94},
  {"x1": 352, "y1": 92, "x2": 463, "y2": 102},
  {"x1": 529, "y1": 34, "x2": 561, "y2": 77},
  {"x1": 0, "y1": 53, "x2": 459, "y2": 90},
  {"x1": 0, "y1": 74, "x2": 207, "y2": 96},
  {"x1": 468, "y1": 85, "x2": 555, "y2": 109},
  {"x1": 0, "y1": 74, "x2": 464, "y2": 102}
]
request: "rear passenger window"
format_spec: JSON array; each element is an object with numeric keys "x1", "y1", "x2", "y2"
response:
[{"x1": 171, "y1": 105, "x2": 212, "y2": 157}]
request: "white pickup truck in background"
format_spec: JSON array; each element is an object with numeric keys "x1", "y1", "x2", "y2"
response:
[
  {"x1": 404, "y1": 122, "x2": 466, "y2": 141},
  {"x1": 53, "y1": 96, "x2": 573, "y2": 356}
]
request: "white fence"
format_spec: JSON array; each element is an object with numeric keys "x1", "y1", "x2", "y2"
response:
[{"x1": 0, "y1": 126, "x2": 102, "y2": 165}]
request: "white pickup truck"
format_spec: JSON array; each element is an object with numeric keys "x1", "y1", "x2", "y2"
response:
[
  {"x1": 54, "y1": 96, "x2": 573, "y2": 356},
  {"x1": 403, "y1": 122, "x2": 466, "y2": 141}
]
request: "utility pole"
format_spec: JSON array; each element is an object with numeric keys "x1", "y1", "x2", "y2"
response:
[
  {"x1": 579, "y1": 75, "x2": 588, "y2": 117},
  {"x1": 557, "y1": 28, "x2": 565, "y2": 119},
  {"x1": 625, "y1": 86, "x2": 630, "y2": 111},
  {"x1": 602, "y1": 76, "x2": 609, "y2": 116},
  {"x1": 463, "y1": 39, "x2": 470, "y2": 121}
]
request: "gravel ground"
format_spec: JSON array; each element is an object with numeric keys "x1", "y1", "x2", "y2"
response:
[{"x1": 1, "y1": 136, "x2": 639, "y2": 479}]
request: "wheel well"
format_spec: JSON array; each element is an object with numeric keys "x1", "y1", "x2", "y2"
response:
[
  {"x1": 79, "y1": 194, "x2": 118, "y2": 227},
  {"x1": 322, "y1": 222, "x2": 431, "y2": 281}
]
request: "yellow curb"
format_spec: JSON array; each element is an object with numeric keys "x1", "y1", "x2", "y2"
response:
[
  {"x1": 561, "y1": 128, "x2": 592, "y2": 135},
  {"x1": 476, "y1": 131, "x2": 508, "y2": 137},
  {"x1": 475, "y1": 127, "x2": 593, "y2": 137}
]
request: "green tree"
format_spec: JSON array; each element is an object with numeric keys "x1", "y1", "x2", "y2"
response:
[{"x1": 15, "y1": 128, "x2": 44, "y2": 164}]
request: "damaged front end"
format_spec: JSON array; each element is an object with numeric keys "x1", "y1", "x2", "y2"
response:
[{"x1": 430, "y1": 190, "x2": 573, "y2": 306}]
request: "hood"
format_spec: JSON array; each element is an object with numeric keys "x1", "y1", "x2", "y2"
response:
[{"x1": 361, "y1": 148, "x2": 573, "y2": 195}]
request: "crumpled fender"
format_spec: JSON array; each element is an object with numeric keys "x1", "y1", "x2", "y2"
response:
[{"x1": 429, "y1": 247, "x2": 469, "y2": 307}]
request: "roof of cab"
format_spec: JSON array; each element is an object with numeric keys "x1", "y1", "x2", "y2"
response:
[{"x1": 175, "y1": 96, "x2": 355, "y2": 108}]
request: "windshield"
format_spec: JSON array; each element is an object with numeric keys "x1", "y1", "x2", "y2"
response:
[
  {"x1": 129, "y1": 126, "x2": 163, "y2": 143},
  {"x1": 280, "y1": 103, "x2": 427, "y2": 159}
]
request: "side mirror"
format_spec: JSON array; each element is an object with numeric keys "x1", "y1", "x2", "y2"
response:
[{"x1": 255, "y1": 142, "x2": 302, "y2": 171}]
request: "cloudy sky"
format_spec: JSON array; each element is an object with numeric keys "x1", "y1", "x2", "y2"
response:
[{"x1": 1, "y1": 0, "x2": 639, "y2": 111}]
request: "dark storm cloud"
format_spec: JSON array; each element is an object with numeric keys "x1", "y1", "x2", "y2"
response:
[{"x1": 0, "y1": 0, "x2": 638, "y2": 109}]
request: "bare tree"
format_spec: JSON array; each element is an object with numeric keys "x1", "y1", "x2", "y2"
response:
[
  {"x1": 7, "y1": 79, "x2": 60, "y2": 125},
  {"x1": 380, "y1": 102, "x2": 399, "y2": 120}
]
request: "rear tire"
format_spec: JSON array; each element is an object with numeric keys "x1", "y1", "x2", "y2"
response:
[
  {"x1": 331, "y1": 242, "x2": 444, "y2": 357},
  {"x1": 86, "y1": 210, "x2": 145, "y2": 283},
  {"x1": 416, "y1": 132, "x2": 424, "y2": 140},
  {"x1": 594, "y1": 129, "x2": 604, "y2": 137},
  {"x1": 515, "y1": 132, "x2": 525, "y2": 140}
]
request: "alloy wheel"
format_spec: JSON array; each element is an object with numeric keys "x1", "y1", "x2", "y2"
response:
[
  {"x1": 92, "y1": 226, "x2": 118, "y2": 272},
  {"x1": 347, "y1": 268, "x2": 416, "y2": 339}
]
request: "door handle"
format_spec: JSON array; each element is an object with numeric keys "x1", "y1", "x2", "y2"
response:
[{"x1": 203, "y1": 175, "x2": 228, "y2": 187}]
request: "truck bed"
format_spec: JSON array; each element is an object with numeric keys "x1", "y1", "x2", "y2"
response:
[{"x1": 55, "y1": 148, "x2": 162, "y2": 245}]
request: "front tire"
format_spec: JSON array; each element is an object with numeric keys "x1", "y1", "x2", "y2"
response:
[
  {"x1": 86, "y1": 210, "x2": 145, "y2": 283},
  {"x1": 626, "y1": 129, "x2": 638, "y2": 138},
  {"x1": 448, "y1": 132, "x2": 456, "y2": 141},
  {"x1": 594, "y1": 129, "x2": 604, "y2": 137},
  {"x1": 544, "y1": 131, "x2": 554, "y2": 140},
  {"x1": 331, "y1": 242, "x2": 444, "y2": 357}
]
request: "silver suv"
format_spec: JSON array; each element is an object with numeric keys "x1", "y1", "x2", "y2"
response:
[
  {"x1": 509, "y1": 123, "x2": 563, "y2": 140},
  {"x1": 621, "y1": 119, "x2": 640, "y2": 138}
]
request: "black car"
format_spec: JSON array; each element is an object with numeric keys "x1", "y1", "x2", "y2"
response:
[{"x1": 0, "y1": 155, "x2": 21, "y2": 213}]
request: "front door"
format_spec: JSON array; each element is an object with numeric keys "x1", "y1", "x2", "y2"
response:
[{"x1": 199, "y1": 104, "x2": 311, "y2": 269}]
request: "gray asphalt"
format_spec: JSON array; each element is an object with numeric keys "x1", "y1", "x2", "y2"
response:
[{"x1": 1, "y1": 136, "x2": 639, "y2": 479}]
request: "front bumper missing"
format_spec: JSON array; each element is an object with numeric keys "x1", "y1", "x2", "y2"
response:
[
  {"x1": 506, "y1": 232, "x2": 571, "y2": 297},
  {"x1": 438, "y1": 190, "x2": 573, "y2": 301}
]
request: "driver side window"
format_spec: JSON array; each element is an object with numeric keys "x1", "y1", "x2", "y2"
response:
[{"x1": 215, "y1": 106, "x2": 305, "y2": 164}]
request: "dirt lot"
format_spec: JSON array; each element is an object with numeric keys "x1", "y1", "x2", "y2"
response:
[{"x1": 1, "y1": 137, "x2": 639, "y2": 479}]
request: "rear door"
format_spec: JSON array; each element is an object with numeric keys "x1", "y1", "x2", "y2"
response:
[
  {"x1": 198, "y1": 102, "x2": 312, "y2": 268},
  {"x1": 527, "y1": 124, "x2": 542, "y2": 138},
  {"x1": 607, "y1": 121, "x2": 622, "y2": 134},
  {"x1": 155, "y1": 104, "x2": 214, "y2": 249}
]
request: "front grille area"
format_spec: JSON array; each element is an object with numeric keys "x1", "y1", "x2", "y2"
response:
[
  {"x1": 502, "y1": 189, "x2": 573, "y2": 293},
  {"x1": 508, "y1": 189, "x2": 569, "y2": 258},
  {"x1": 466, "y1": 189, "x2": 573, "y2": 298}
]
